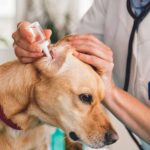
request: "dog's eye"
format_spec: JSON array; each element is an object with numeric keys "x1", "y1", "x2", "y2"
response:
[{"x1": 79, "y1": 94, "x2": 93, "y2": 104}]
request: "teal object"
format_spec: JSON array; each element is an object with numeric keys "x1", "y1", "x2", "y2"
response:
[{"x1": 51, "y1": 128, "x2": 65, "y2": 150}]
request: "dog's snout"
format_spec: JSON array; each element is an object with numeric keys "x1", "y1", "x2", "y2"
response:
[{"x1": 104, "y1": 130, "x2": 118, "y2": 145}]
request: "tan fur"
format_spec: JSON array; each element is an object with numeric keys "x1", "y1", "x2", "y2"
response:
[{"x1": 0, "y1": 36, "x2": 117, "y2": 150}]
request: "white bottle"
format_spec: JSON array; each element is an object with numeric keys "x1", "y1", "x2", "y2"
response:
[{"x1": 27, "y1": 22, "x2": 52, "y2": 60}]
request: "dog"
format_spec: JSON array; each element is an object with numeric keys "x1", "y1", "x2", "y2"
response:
[{"x1": 0, "y1": 36, "x2": 118, "y2": 150}]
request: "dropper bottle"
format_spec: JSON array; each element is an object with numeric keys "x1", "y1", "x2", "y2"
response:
[{"x1": 27, "y1": 22, "x2": 52, "y2": 59}]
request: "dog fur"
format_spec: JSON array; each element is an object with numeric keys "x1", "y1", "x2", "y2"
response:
[{"x1": 0, "y1": 36, "x2": 117, "y2": 150}]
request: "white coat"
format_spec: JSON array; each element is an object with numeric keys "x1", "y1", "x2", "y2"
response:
[{"x1": 75, "y1": 0, "x2": 150, "y2": 150}]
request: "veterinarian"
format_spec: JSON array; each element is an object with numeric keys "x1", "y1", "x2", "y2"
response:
[{"x1": 12, "y1": 0, "x2": 150, "y2": 150}]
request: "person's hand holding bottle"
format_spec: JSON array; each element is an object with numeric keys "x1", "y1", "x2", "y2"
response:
[{"x1": 12, "y1": 21, "x2": 52, "y2": 63}]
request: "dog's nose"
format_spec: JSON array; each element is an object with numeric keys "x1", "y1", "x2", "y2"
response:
[
  {"x1": 104, "y1": 130, "x2": 118, "y2": 145},
  {"x1": 69, "y1": 132, "x2": 80, "y2": 141}
]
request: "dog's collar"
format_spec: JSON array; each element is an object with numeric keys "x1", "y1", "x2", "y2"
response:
[{"x1": 0, "y1": 105, "x2": 21, "y2": 130}]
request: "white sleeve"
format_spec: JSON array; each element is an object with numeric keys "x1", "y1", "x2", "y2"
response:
[{"x1": 74, "y1": 0, "x2": 107, "y2": 41}]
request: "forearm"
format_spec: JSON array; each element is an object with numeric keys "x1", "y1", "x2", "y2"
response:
[{"x1": 103, "y1": 85, "x2": 150, "y2": 143}]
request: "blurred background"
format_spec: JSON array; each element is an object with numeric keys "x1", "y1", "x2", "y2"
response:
[{"x1": 0, "y1": 0, "x2": 140, "y2": 150}]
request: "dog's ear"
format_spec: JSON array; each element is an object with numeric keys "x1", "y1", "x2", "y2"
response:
[{"x1": 33, "y1": 42, "x2": 74, "y2": 77}]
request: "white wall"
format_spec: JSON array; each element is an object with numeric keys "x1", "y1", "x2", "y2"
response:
[
  {"x1": 0, "y1": 0, "x2": 16, "y2": 45},
  {"x1": 0, "y1": 0, "x2": 17, "y2": 63}
]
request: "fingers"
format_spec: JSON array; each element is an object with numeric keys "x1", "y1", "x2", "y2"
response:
[
  {"x1": 18, "y1": 21, "x2": 34, "y2": 43},
  {"x1": 19, "y1": 57, "x2": 37, "y2": 64},
  {"x1": 14, "y1": 45, "x2": 43, "y2": 58},
  {"x1": 67, "y1": 34, "x2": 113, "y2": 62},
  {"x1": 14, "y1": 44, "x2": 43, "y2": 63},
  {"x1": 17, "y1": 21, "x2": 29, "y2": 28},
  {"x1": 12, "y1": 31, "x2": 42, "y2": 52},
  {"x1": 70, "y1": 34, "x2": 114, "y2": 92},
  {"x1": 16, "y1": 22, "x2": 52, "y2": 42},
  {"x1": 68, "y1": 34, "x2": 100, "y2": 45},
  {"x1": 18, "y1": 22, "x2": 52, "y2": 43},
  {"x1": 12, "y1": 21, "x2": 53, "y2": 63},
  {"x1": 13, "y1": 22, "x2": 52, "y2": 51},
  {"x1": 73, "y1": 51, "x2": 114, "y2": 74},
  {"x1": 68, "y1": 34, "x2": 110, "y2": 50},
  {"x1": 70, "y1": 40, "x2": 113, "y2": 62},
  {"x1": 68, "y1": 34, "x2": 114, "y2": 75},
  {"x1": 68, "y1": 34, "x2": 111, "y2": 52}
]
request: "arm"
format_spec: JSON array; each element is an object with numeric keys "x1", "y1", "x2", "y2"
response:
[
  {"x1": 104, "y1": 84, "x2": 150, "y2": 143},
  {"x1": 67, "y1": 34, "x2": 150, "y2": 143}
]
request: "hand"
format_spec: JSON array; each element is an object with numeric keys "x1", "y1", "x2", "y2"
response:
[
  {"x1": 67, "y1": 34, "x2": 115, "y2": 99},
  {"x1": 12, "y1": 21, "x2": 52, "y2": 63}
]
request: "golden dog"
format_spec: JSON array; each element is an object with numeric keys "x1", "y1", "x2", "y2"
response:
[{"x1": 0, "y1": 36, "x2": 118, "y2": 150}]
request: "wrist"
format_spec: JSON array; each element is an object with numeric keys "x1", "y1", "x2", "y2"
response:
[{"x1": 102, "y1": 81, "x2": 117, "y2": 106}]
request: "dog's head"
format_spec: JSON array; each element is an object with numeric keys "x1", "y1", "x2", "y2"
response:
[{"x1": 30, "y1": 36, "x2": 118, "y2": 148}]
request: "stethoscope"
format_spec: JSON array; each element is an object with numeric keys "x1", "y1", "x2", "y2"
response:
[{"x1": 124, "y1": 0, "x2": 150, "y2": 150}]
